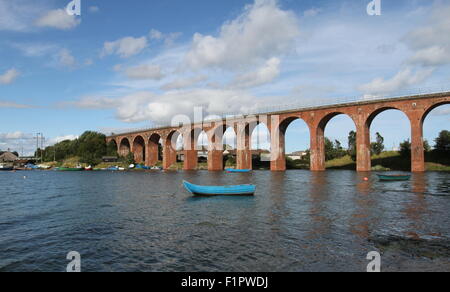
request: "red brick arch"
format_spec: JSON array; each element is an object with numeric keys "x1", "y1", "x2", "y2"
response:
[
  {"x1": 118, "y1": 137, "x2": 131, "y2": 157},
  {"x1": 132, "y1": 135, "x2": 146, "y2": 164},
  {"x1": 147, "y1": 133, "x2": 162, "y2": 166},
  {"x1": 270, "y1": 114, "x2": 310, "y2": 171},
  {"x1": 163, "y1": 130, "x2": 182, "y2": 170}
]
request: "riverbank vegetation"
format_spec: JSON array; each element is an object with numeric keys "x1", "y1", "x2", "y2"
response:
[
  {"x1": 36, "y1": 131, "x2": 120, "y2": 167},
  {"x1": 287, "y1": 130, "x2": 450, "y2": 171}
]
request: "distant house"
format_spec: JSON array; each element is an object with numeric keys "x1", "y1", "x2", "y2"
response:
[
  {"x1": 0, "y1": 152, "x2": 19, "y2": 163},
  {"x1": 102, "y1": 156, "x2": 118, "y2": 163},
  {"x1": 287, "y1": 151, "x2": 307, "y2": 161}
]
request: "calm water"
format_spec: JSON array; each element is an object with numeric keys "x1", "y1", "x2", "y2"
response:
[{"x1": 0, "y1": 170, "x2": 449, "y2": 272}]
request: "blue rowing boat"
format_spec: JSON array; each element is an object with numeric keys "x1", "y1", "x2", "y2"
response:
[
  {"x1": 225, "y1": 168, "x2": 251, "y2": 173},
  {"x1": 183, "y1": 180, "x2": 256, "y2": 196},
  {"x1": 377, "y1": 174, "x2": 411, "y2": 181}
]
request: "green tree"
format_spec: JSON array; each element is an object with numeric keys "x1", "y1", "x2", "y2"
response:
[
  {"x1": 38, "y1": 131, "x2": 110, "y2": 165},
  {"x1": 371, "y1": 132, "x2": 385, "y2": 155},
  {"x1": 399, "y1": 139, "x2": 411, "y2": 157},
  {"x1": 77, "y1": 131, "x2": 107, "y2": 165},
  {"x1": 348, "y1": 131, "x2": 357, "y2": 161},
  {"x1": 325, "y1": 138, "x2": 335, "y2": 161},
  {"x1": 423, "y1": 139, "x2": 431, "y2": 152},
  {"x1": 434, "y1": 130, "x2": 450, "y2": 152},
  {"x1": 106, "y1": 141, "x2": 118, "y2": 156},
  {"x1": 324, "y1": 138, "x2": 346, "y2": 161}
]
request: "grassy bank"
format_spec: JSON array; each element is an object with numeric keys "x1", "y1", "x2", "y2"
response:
[{"x1": 324, "y1": 151, "x2": 450, "y2": 171}]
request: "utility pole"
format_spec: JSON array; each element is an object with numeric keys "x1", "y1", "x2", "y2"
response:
[
  {"x1": 36, "y1": 133, "x2": 41, "y2": 162},
  {"x1": 41, "y1": 135, "x2": 45, "y2": 163}
]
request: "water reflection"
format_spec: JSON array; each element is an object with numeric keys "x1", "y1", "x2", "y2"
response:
[
  {"x1": 403, "y1": 174, "x2": 429, "y2": 239},
  {"x1": 306, "y1": 172, "x2": 332, "y2": 241},
  {"x1": 350, "y1": 173, "x2": 375, "y2": 240}
]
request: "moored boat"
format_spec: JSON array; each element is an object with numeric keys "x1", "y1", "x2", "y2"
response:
[
  {"x1": 377, "y1": 174, "x2": 411, "y2": 181},
  {"x1": 225, "y1": 168, "x2": 251, "y2": 173},
  {"x1": 58, "y1": 167, "x2": 84, "y2": 171},
  {"x1": 0, "y1": 165, "x2": 13, "y2": 171},
  {"x1": 183, "y1": 180, "x2": 256, "y2": 196}
]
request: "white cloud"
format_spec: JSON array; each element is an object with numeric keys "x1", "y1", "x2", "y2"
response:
[
  {"x1": 358, "y1": 67, "x2": 434, "y2": 96},
  {"x1": 303, "y1": 8, "x2": 321, "y2": 17},
  {"x1": 149, "y1": 29, "x2": 163, "y2": 40},
  {"x1": 71, "y1": 89, "x2": 260, "y2": 124},
  {"x1": 124, "y1": 64, "x2": 164, "y2": 80},
  {"x1": 0, "y1": 0, "x2": 46, "y2": 32},
  {"x1": 101, "y1": 36, "x2": 148, "y2": 58},
  {"x1": 408, "y1": 46, "x2": 450, "y2": 67},
  {"x1": 56, "y1": 49, "x2": 76, "y2": 68},
  {"x1": 11, "y1": 42, "x2": 57, "y2": 57},
  {"x1": 0, "y1": 132, "x2": 30, "y2": 141},
  {"x1": 0, "y1": 132, "x2": 36, "y2": 155},
  {"x1": 185, "y1": 0, "x2": 299, "y2": 70},
  {"x1": 48, "y1": 135, "x2": 78, "y2": 145},
  {"x1": 163, "y1": 32, "x2": 182, "y2": 47},
  {"x1": 231, "y1": 57, "x2": 280, "y2": 88},
  {"x1": 0, "y1": 101, "x2": 31, "y2": 108},
  {"x1": 404, "y1": 3, "x2": 450, "y2": 67},
  {"x1": 149, "y1": 29, "x2": 182, "y2": 46},
  {"x1": 161, "y1": 75, "x2": 207, "y2": 91},
  {"x1": 431, "y1": 106, "x2": 450, "y2": 116},
  {"x1": 0, "y1": 68, "x2": 20, "y2": 85},
  {"x1": 35, "y1": 9, "x2": 80, "y2": 30}
]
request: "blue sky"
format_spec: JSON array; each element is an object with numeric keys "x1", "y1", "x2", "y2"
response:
[{"x1": 0, "y1": 0, "x2": 449, "y2": 155}]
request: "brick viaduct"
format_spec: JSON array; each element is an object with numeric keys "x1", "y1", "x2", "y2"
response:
[{"x1": 106, "y1": 92, "x2": 450, "y2": 172}]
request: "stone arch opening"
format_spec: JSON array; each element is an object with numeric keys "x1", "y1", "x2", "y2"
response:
[
  {"x1": 368, "y1": 107, "x2": 411, "y2": 171},
  {"x1": 148, "y1": 133, "x2": 163, "y2": 166},
  {"x1": 132, "y1": 136, "x2": 146, "y2": 164},
  {"x1": 119, "y1": 137, "x2": 131, "y2": 157},
  {"x1": 197, "y1": 130, "x2": 209, "y2": 165},
  {"x1": 422, "y1": 102, "x2": 450, "y2": 169},
  {"x1": 249, "y1": 122, "x2": 271, "y2": 170},
  {"x1": 222, "y1": 126, "x2": 237, "y2": 168},
  {"x1": 273, "y1": 116, "x2": 310, "y2": 170},
  {"x1": 164, "y1": 130, "x2": 183, "y2": 170},
  {"x1": 315, "y1": 112, "x2": 356, "y2": 170}
]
